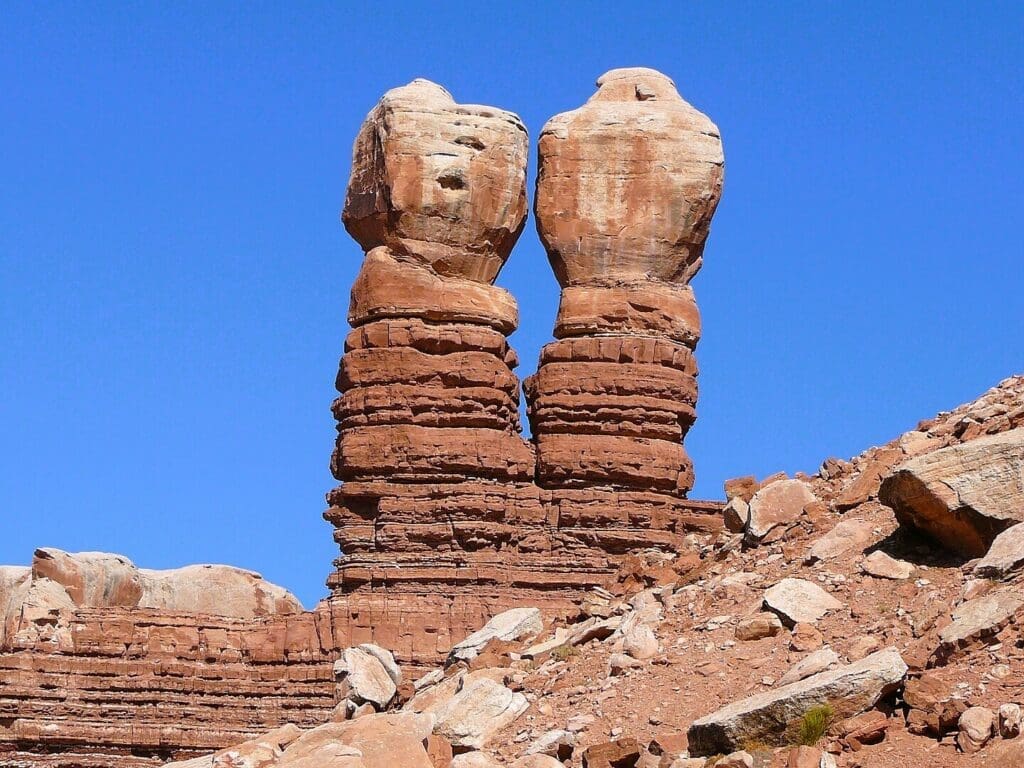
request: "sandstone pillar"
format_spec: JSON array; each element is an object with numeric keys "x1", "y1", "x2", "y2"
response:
[
  {"x1": 325, "y1": 81, "x2": 549, "y2": 665},
  {"x1": 526, "y1": 68, "x2": 724, "y2": 537}
]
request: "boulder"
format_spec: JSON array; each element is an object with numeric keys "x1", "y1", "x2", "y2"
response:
[
  {"x1": 999, "y1": 703, "x2": 1022, "y2": 738},
  {"x1": 723, "y1": 497, "x2": 750, "y2": 534},
  {"x1": 524, "y1": 729, "x2": 574, "y2": 760},
  {"x1": 763, "y1": 578, "x2": 842, "y2": 627},
  {"x1": 957, "y1": 706, "x2": 994, "y2": 753},
  {"x1": 432, "y1": 676, "x2": 529, "y2": 749},
  {"x1": 879, "y1": 427, "x2": 1024, "y2": 557},
  {"x1": 581, "y1": 738, "x2": 641, "y2": 768},
  {"x1": 725, "y1": 476, "x2": 759, "y2": 503},
  {"x1": 805, "y1": 520, "x2": 875, "y2": 563},
  {"x1": 356, "y1": 644, "x2": 401, "y2": 689},
  {"x1": 936, "y1": 591, "x2": 1024, "y2": 658},
  {"x1": 511, "y1": 757, "x2": 564, "y2": 768},
  {"x1": 687, "y1": 648, "x2": 908, "y2": 756},
  {"x1": 860, "y1": 551, "x2": 913, "y2": 580},
  {"x1": 334, "y1": 647, "x2": 398, "y2": 710},
  {"x1": 836, "y1": 710, "x2": 888, "y2": 746},
  {"x1": 283, "y1": 713, "x2": 433, "y2": 768},
  {"x1": 973, "y1": 523, "x2": 1024, "y2": 578},
  {"x1": 734, "y1": 612, "x2": 783, "y2": 642},
  {"x1": 746, "y1": 480, "x2": 817, "y2": 543},
  {"x1": 449, "y1": 607, "x2": 542, "y2": 663},
  {"x1": 622, "y1": 624, "x2": 659, "y2": 660},
  {"x1": 715, "y1": 752, "x2": 753, "y2": 768},
  {"x1": 450, "y1": 755, "x2": 501, "y2": 768}
]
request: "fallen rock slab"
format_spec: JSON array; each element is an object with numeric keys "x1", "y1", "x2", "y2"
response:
[
  {"x1": 320, "y1": 713, "x2": 434, "y2": 768},
  {"x1": 687, "y1": 648, "x2": 908, "y2": 756},
  {"x1": 936, "y1": 591, "x2": 1024, "y2": 659},
  {"x1": 746, "y1": 480, "x2": 816, "y2": 543},
  {"x1": 449, "y1": 607, "x2": 542, "y2": 663},
  {"x1": 973, "y1": 523, "x2": 1024, "y2": 578},
  {"x1": 334, "y1": 647, "x2": 397, "y2": 710},
  {"x1": 763, "y1": 578, "x2": 842, "y2": 627},
  {"x1": 805, "y1": 519, "x2": 875, "y2": 563},
  {"x1": 860, "y1": 551, "x2": 913, "y2": 580},
  {"x1": 433, "y1": 676, "x2": 528, "y2": 749},
  {"x1": 879, "y1": 427, "x2": 1024, "y2": 557}
]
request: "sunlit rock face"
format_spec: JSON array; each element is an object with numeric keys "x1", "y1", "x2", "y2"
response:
[
  {"x1": 342, "y1": 78, "x2": 529, "y2": 284},
  {"x1": 327, "y1": 73, "x2": 725, "y2": 669},
  {"x1": 528, "y1": 67, "x2": 724, "y2": 497}
]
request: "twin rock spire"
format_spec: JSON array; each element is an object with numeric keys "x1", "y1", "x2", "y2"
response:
[{"x1": 326, "y1": 68, "x2": 725, "y2": 665}]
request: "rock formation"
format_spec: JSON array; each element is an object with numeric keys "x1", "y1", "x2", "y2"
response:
[
  {"x1": 524, "y1": 67, "x2": 724, "y2": 557},
  {"x1": 324, "y1": 79, "x2": 555, "y2": 666},
  {"x1": 325, "y1": 72, "x2": 725, "y2": 668},
  {"x1": 0, "y1": 549, "x2": 338, "y2": 767}
]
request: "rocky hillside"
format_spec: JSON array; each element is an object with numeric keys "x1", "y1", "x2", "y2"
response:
[{"x1": 156, "y1": 375, "x2": 1024, "y2": 767}]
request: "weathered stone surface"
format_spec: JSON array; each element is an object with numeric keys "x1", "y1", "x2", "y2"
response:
[
  {"x1": 805, "y1": 519, "x2": 875, "y2": 563},
  {"x1": 778, "y1": 648, "x2": 839, "y2": 686},
  {"x1": 746, "y1": 480, "x2": 816, "y2": 543},
  {"x1": 29, "y1": 548, "x2": 303, "y2": 619},
  {"x1": 0, "y1": 549, "x2": 340, "y2": 764},
  {"x1": 535, "y1": 68, "x2": 722, "y2": 288},
  {"x1": 528, "y1": 67, "x2": 724, "y2": 501},
  {"x1": 622, "y1": 623, "x2": 659, "y2": 660},
  {"x1": 999, "y1": 703, "x2": 1022, "y2": 739},
  {"x1": 936, "y1": 590, "x2": 1024, "y2": 657},
  {"x1": 581, "y1": 738, "x2": 642, "y2": 768},
  {"x1": 973, "y1": 523, "x2": 1024, "y2": 578},
  {"x1": 879, "y1": 427, "x2": 1024, "y2": 557},
  {"x1": 449, "y1": 608, "x2": 543, "y2": 663},
  {"x1": 763, "y1": 578, "x2": 842, "y2": 627},
  {"x1": 334, "y1": 647, "x2": 398, "y2": 710},
  {"x1": 860, "y1": 551, "x2": 913, "y2": 580},
  {"x1": 343, "y1": 79, "x2": 528, "y2": 283},
  {"x1": 450, "y1": 754, "x2": 502, "y2": 768},
  {"x1": 687, "y1": 648, "x2": 908, "y2": 756},
  {"x1": 723, "y1": 497, "x2": 750, "y2": 534},
  {"x1": 715, "y1": 752, "x2": 753, "y2": 768},
  {"x1": 957, "y1": 706, "x2": 995, "y2": 753},
  {"x1": 734, "y1": 612, "x2": 783, "y2": 642},
  {"x1": 432, "y1": 677, "x2": 529, "y2": 749},
  {"x1": 511, "y1": 756, "x2": 565, "y2": 768}
]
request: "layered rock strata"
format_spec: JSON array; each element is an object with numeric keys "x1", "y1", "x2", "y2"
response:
[
  {"x1": 0, "y1": 550, "x2": 338, "y2": 767},
  {"x1": 324, "y1": 79, "x2": 557, "y2": 665},
  {"x1": 325, "y1": 73, "x2": 725, "y2": 666},
  {"x1": 525, "y1": 68, "x2": 724, "y2": 538}
]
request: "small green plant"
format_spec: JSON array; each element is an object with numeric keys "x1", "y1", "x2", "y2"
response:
[
  {"x1": 797, "y1": 703, "x2": 834, "y2": 746},
  {"x1": 550, "y1": 644, "x2": 578, "y2": 661}
]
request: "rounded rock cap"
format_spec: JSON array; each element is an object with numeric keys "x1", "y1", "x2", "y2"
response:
[{"x1": 591, "y1": 67, "x2": 683, "y2": 103}]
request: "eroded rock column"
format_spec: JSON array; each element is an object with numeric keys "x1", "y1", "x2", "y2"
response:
[
  {"x1": 526, "y1": 68, "x2": 724, "y2": 548},
  {"x1": 325, "y1": 81, "x2": 547, "y2": 664}
]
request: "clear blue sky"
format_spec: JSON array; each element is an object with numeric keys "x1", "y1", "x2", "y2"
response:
[{"x1": 2, "y1": 3, "x2": 1021, "y2": 607}]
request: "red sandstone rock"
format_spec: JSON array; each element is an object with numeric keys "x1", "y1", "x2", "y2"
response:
[
  {"x1": 343, "y1": 79, "x2": 528, "y2": 283},
  {"x1": 325, "y1": 74, "x2": 724, "y2": 671},
  {"x1": 529, "y1": 67, "x2": 724, "y2": 501}
]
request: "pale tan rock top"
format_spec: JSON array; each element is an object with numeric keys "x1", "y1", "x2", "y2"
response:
[
  {"x1": 343, "y1": 78, "x2": 528, "y2": 284},
  {"x1": 535, "y1": 67, "x2": 724, "y2": 288},
  {"x1": 3, "y1": 548, "x2": 303, "y2": 623}
]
